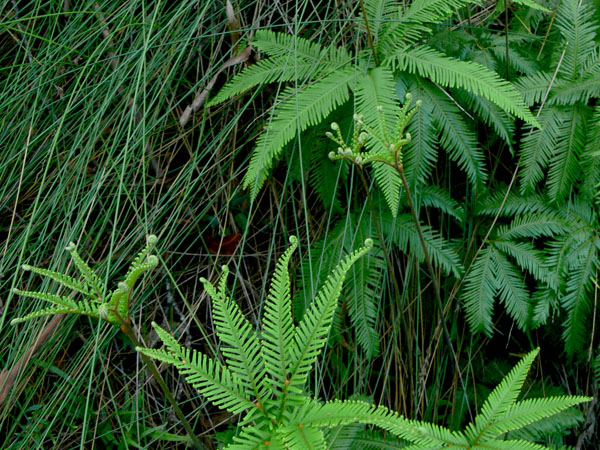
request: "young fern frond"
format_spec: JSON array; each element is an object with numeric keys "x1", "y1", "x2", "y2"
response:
[
  {"x1": 65, "y1": 242, "x2": 103, "y2": 297},
  {"x1": 11, "y1": 289, "x2": 79, "y2": 310},
  {"x1": 138, "y1": 323, "x2": 256, "y2": 416},
  {"x1": 201, "y1": 268, "x2": 268, "y2": 402},
  {"x1": 262, "y1": 236, "x2": 298, "y2": 399},
  {"x1": 19, "y1": 265, "x2": 97, "y2": 300},
  {"x1": 11, "y1": 235, "x2": 158, "y2": 328},
  {"x1": 287, "y1": 239, "x2": 373, "y2": 399}
]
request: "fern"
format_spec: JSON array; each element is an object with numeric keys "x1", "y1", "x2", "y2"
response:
[
  {"x1": 207, "y1": 2, "x2": 536, "y2": 200},
  {"x1": 243, "y1": 68, "x2": 355, "y2": 197},
  {"x1": 12, "y1": 235, "x2": 158, "y2": 327},
  {"x1": 388, "y1": 46, "x2": 539, "y2": 128}
]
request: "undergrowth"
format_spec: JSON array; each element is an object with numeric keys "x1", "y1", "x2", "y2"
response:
[{"x1": 1, "y1": 0, "x2": 598, "y2": 448}]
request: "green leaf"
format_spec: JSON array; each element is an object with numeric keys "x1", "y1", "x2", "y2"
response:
[
  {"x1": 243, "y1": 68, "x2": 355, "y2": 198},
  {"x1": 388, "y1": 46, "x2": 539, "y2": 128},
  {"x1": 462, "y1": 246, "x2": 497, "y2": 336}
]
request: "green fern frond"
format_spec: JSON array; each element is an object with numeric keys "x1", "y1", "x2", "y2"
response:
[
  {"x1": 11, "y1": 288, "x2": 79, "y2": 310},
  {"x1": 493, "y1": 240, "x2": 553, "y2": 287},
  {"x1": 19, "y1": 265, "x2": 97, "y2": 299},
  {"x1": 418, "y1": 79, "x2": 486, "y2": 184},
  {"x1": 280, "y1": 425, "x2": 326, "y2": 449},
  {"x1": 510, "y1": 0, "x2": 551, "y2": 12},
  {"x1": 252, "y1": 29, "x2": 350, "y2": 66},
  {"x1": 387, "y1": 46, "x2": 539, "y2": 128},
  {"x1": 466, "y1": 348, "x2": 539, "y2": 442},
  {"x1": 519, "y1": 107, "x2": 567, "y2": 193},
  {"x1": 11, "y1": 306, "x2": 91, "y2": 324},
  {"x1": 475, "y1": 190, "x2": 553, "y2": 217},
  {"x1": 355, "y1": 67, "x2": 398, "y2": 137},
  {"x1": 515, "y1": 72, "x2": 554, "y2": 106},
  {"x1": 397, "y1": 76, "x2": 438, "y2": 185},
  {"x1": 201, "y1": 269, "x2": 268, "y2": 402},
  {"x1": 398, "y1": 0, "x2": 480, "y2": 45},
  {"x1": 580, "y1": 106, "x2": 600, "y2": 200},
  {"x1": 243, "y1": 68, "x2": 355, "y2": 198},
  {"x1": 355, "y1": 67, "x2": 404, "y2": 214},
  {"x1": 420, "y1": 184, "x2": 464, "y2": 223},
  {"x1": 561, "y1": 244, "x2": 596, "y2": 355},
  {"x1": 462, "y1": 246, "x2": 497, "y2": 336},
  {"x1": 347, "y1": 243, "x2": 385, "y2": 357},
  {"x1": 65, "y1": 242, "x2": 103, "y2": 296},
  {"x1": 372, "y1": 163, "x2": 403, "y2": 217},
  {"x1": 491, "y1": 248, "x2": 530, "y2": 330},
  {"x1": 287, "y1": 239, "x2": 373, "y2": 399},
  {"x1": 488, "y1": 396, "x2": 591, "y2": 436},
  {"x1": 556, "y1": 0, "x2": 598, "y2": 80},
  {"x1": 550, "y1": 69, "x2": 600, "y2": 105},
  {"x1": 459, "y1": 90, "x2": 514, "y2": 148},
  {"x1": 383, "y1": 214, "x2": 463, "y2": 278},
  {"x1": 225, "y1": 425, "x2": 273, "y2": 449},
  {"x1": 208, "y1": 59, "x2": 328, "y2": 107},
  {"x1": 496, "y1": 213, "x2": 567, "y2": 240},
  {"x1": 547, "y1": 103, "x2": 589, "y2": 202},
  {"x1": 360, "y1": 0, "x2": 397, "y2": 52},
  {"x1": 140, "y1": 322, "x2": 256, "y2": 415},
  {"x1": 262, "y1": 236, "x2": 298, "y2": 398}
]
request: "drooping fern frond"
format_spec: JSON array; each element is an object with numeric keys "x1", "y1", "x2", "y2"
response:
[
  {"x1": 242, "y1": 68, "x2": 355, "y2": 198},
  {"x1": 462, "y1": 246, "x2": 497, "y2": 336},
  {"x1": 387, "y1": 46, "x2": 540, "y2": 128},
  {"x1": 417, "y1": 78, "x2": 486, "y2": 184},
  {"x1": 556, "y1": 0, "x2": 598, "y2": 81},
  {"x1": 382, "y1": 213, "x2": 463, "y2": 278}
]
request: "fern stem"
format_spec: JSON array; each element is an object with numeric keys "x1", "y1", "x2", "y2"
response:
[
  {"x1": 357, "y1": 168, "x2": 410, "y2": 408},
  {"x1": 394, "y1": 164, "x2": 473, "y2": 421},
  {"x1": 358, "y1": 0, "x2": 379, "y2": 66},
  {"x1": 119, "y1": 320, "x2": 206, "y2": 449}
]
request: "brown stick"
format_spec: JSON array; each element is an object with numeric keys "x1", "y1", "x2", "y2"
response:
[
  {"x1": 0, "y1": 314, "x2": 64, "y2": 407},
  {"x1": 179, "y1": 46, "x2": 253, "y2": 127}
]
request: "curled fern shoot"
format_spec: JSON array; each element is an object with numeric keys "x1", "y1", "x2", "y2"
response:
[{"x1": 11, "y1": 235, "x2": 159, "y2": 328}]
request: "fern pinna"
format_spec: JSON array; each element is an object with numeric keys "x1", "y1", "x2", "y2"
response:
[{"x1": 138, "y1": 237, "x2": 589, "y2": 449}]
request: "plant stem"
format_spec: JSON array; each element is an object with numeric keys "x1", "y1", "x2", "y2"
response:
[
  {"x1": 394, "y1": 165, "x2": 473, "y2": 421},
  {"x1": 358, "y1": 0, "x2": 379, "y2": 65},
  {"x1": 120, "y1": 321, "x2": 206, "y2": 449},
  {"x1": 357, "y1": 167, "x2": 410, "y2": 412}
]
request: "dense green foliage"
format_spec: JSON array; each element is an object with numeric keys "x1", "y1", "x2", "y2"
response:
[{"x1": 1, "y1": 0, "x2": 599, "y2": 448}]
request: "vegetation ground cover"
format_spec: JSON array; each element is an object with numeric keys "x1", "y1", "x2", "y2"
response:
[{"x1": 1, "y1": 0, "x2": 599, "y2": 448}]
